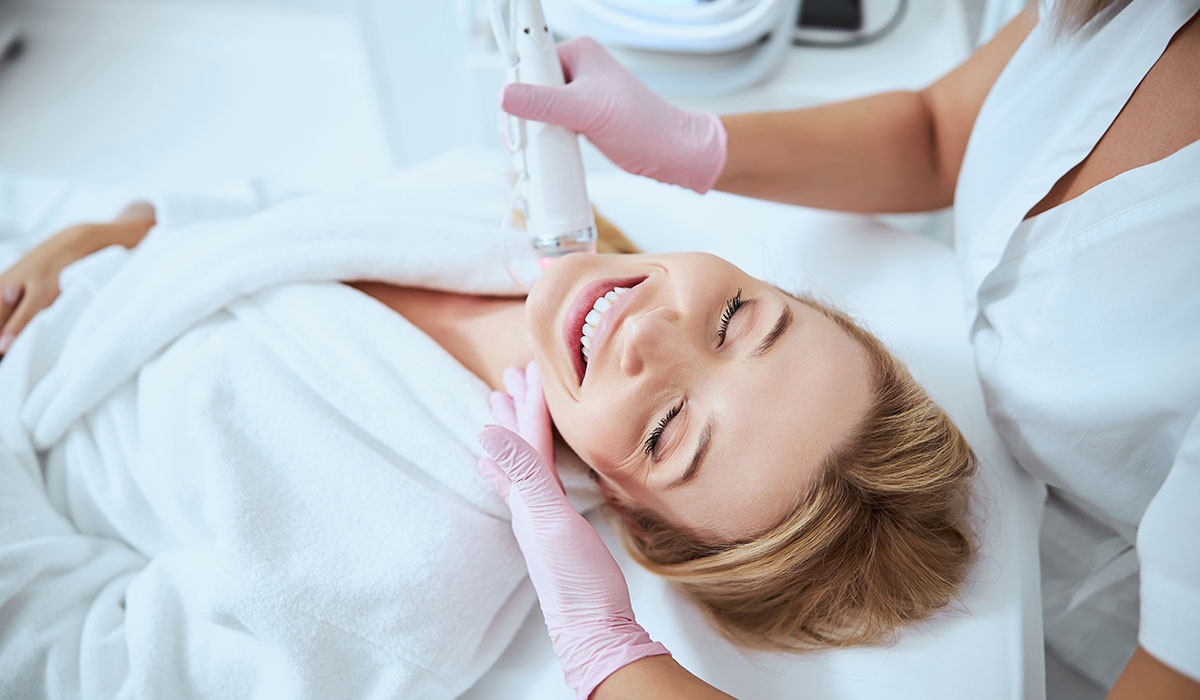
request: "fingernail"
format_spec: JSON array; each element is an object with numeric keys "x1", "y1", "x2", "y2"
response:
[
  {"x1": 2, "y1": 285, "x2": 19, "y2": 305},
  {"x1": 0, "y1": 334, "x2": 13, "y2": 354}
]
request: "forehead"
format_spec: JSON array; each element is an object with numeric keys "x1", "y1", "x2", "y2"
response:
[{"x1": 661, "y1": 296, "x2": 873, "y2": 539}]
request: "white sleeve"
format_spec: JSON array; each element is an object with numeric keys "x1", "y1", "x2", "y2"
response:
[
  {"x1": 1137, "y1": 410, "x2": 1200, "y2": 681},
  {"x1": 147, "y1": 178, "x2": 311, "y2": 235},
  {"x1": 0, "y1": 170, "x2": 307, "y2": 267}
]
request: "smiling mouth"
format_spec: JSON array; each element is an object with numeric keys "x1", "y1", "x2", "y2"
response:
[{"x1": 562, "y1": 275, "x2": 648, "y2": 387}]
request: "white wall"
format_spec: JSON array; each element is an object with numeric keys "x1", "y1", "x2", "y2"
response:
[{"x1": 0, "y1": 0, "x2": 388, "y2": 191}]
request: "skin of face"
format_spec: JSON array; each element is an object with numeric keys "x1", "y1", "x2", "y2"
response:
[{"x1": 525, "y1": 252, "x2": 874, "y2": 541}]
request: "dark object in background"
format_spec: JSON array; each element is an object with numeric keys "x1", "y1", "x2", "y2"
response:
[
  {"x1": 798, "y1": 0, "x2": 864, "y2": 30},
  {"x1": 1, "y1": 25, "x2": 24, "y2": 63}
]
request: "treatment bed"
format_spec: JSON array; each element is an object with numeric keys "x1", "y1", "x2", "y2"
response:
[{"x1": 0, "y1": 150, "x2": 1046, "y2": 699}]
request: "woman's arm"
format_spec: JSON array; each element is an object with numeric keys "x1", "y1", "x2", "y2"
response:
[
  {"x1": 0, "y1": 202, "x2": 155, "y2": 354},
  {"x1": 713, "y1": 8, "x2": 1038, "y2": 212}
]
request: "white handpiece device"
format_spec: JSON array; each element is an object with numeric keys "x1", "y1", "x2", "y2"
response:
[{"x1": 490, "y1": 0, "x2": 597, "y2": 288}]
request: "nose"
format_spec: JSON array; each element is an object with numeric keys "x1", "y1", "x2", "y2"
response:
[{"x1": 619, "y1": 306, "x2": 683, "y2": 377}]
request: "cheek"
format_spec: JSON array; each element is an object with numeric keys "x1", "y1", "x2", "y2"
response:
[{"x1": 549, "y1": 403, "x2": 631, "y2": 474}]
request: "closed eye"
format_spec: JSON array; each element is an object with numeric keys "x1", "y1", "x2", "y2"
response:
[
  {"x1": 644, "y1": 288, "x2": 747, "y2": 458},
  {"x1": 644, "y1": 399, "x2": 683, "y2": 457},
  {"x1": 716, "y1": 288, "x2": 744, "y2": 346}
]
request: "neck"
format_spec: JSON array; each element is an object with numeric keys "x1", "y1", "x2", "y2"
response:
[
  {"x1": 348, "y1": 283, "x2": 533, "y2": 391},
  {"x1": 446, "y1": 296, "x2": 534, "y2": 391}
]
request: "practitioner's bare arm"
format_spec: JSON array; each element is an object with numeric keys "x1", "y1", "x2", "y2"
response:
[
  {"x1": 593, "y1": 655, "x2": 736, "y2": 700},
  {"x1": 714, "y1": 8, "x2": 1037, "y2": 212}
]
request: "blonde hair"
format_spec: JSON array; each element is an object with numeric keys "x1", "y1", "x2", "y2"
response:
[
  {"x1": 1052, "y1": 0, "x2": 1126, "y2": 33},
  {"x1": 605, "y1": 296, "x2": 978, "y2": 651}
]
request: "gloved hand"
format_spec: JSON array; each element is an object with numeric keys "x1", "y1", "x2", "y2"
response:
[
  {"x1": 478, "y1": 361, "x2": 670, "y2": 700},
  {"x1": 499, "y1": 36, "x2": 727, "y2": 194}
]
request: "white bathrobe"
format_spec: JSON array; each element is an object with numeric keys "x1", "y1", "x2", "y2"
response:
[{"x1": 0, "y1": 150, "x2": 599, "y2": 700}]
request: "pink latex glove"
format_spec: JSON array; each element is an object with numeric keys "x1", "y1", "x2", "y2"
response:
[
  {"x1": 478, "y1": 361, "x2": 670, "y2": 700},
  {"x1": 499, "y1": 36, "x2": 728, "y2": 194}
]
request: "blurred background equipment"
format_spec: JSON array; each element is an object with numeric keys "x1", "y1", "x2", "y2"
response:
[
  {"x1": 0, "y1": 23, "x2": 22, "y2": 64},
  {"x1": 542, "y1": 0, "x2": 800, "y2": 53},
  {"x1": 793, "y1": 0, "x2": 908, "y2": 47},
  {"x1": 0, "y1": 0, "x2": 1023, "y2": 194},
  {"x1": 539, "y1": 0, "x2": 803, "y2": 97}
]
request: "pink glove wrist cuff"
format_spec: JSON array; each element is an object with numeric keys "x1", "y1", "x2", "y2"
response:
[
  {"x1": 686, "y1": 112, "x2": 728, "y2": 195},
  {"x1": 572, "y1": 638, "x2": 672, "y2": 700}
]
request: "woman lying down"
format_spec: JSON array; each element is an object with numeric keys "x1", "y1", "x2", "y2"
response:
[{"x1": 0, "y1": 157, "x2": 975, "y2": 699}]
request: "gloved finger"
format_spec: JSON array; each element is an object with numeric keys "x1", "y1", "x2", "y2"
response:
[
  {"x1": 555, "y1": 36, "x2": 610, "y2": 80},
  {"x1": 479, "y1": 425, "x2": 565, "y2": 500},
  {"x1": 499, "y1": 82, "x2": 593, "y2": 134},
  {"x1": 522, "y1": 360, "x2": 547, "y2": 417},
  {"x1": 475, "y1": 457, "x2": 512, "y2": 500},
  {"x1": 488, "y1": 390, "x2": 518, "y2": 430},
  {"x1": 502, "y1": 365, "x2": 527, "y2": 402}
]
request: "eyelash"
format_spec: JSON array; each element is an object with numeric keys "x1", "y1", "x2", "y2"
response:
[
  {"x1": 643, "y1": 289, "x2": 746, "y2": 457},
  {"x1": 716, "y1": 288, "x2": 745, "y2": 346},
  {"x1": 644, "y1": 400, "x2": 682, "y2": 457}
]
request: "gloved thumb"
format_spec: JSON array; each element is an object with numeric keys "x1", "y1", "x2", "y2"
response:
[
  {"x1": 499, "y1": 83, "x2": 590, "y2": 133},
  {"x1": 479, "y1": 425, "x2": 565, "y2": 501}
]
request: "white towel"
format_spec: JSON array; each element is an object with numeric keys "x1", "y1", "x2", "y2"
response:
[{"x1": 0, "y1": 148, "x2": 600, "y2": 700}]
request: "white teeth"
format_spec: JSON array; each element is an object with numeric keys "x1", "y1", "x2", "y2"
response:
[{"x1": 579, "y1": 285, "x2": 634, "y2": 364}]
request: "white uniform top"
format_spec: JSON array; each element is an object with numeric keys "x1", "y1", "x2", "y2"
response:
[{"x1": 954, "y1": 0, "x2": 1200, "y2": 688}]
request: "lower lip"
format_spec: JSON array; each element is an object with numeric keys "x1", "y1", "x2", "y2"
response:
[{"x1": 562, "y1": 275, "x2": 647, "y2": 387}]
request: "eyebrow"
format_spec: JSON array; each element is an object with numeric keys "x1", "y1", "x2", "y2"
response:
[
  {"x1": 670, "y1": 301, "x2": 795, "y2": 489},
  {"x1": 752, "y1": 303, "x2": 793, "y2": 357},
  {"x1": 670, "y1": 412, "x2": 714, "y2": 489}
]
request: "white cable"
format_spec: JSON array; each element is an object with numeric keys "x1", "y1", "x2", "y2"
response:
[
  {"x1": 634, "y1": 0, "x2": 801, "y2": 96},
  {"x1": 488, "y1": 0, "x2": 519, "y2": 65},
  {"x1": 565, "y1": 0, "x2": 784, "y2": 46},
  {"x1": 589, "y1": 0, "x2": 749, "y2": 23}
]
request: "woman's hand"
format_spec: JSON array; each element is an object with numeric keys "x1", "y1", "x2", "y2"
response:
[
  {"x1": 0, "y1": 226, "x2": 90, "y2": 356},
  {"x1": 499, "y1": 36, "x2": 727, "y2": 194},
  {"x1": 478, "y1": 361, "x2": 670, "y2": 700},
  {"x1": 0, "y1": 201, "x2": 155, "y2": 357}
]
